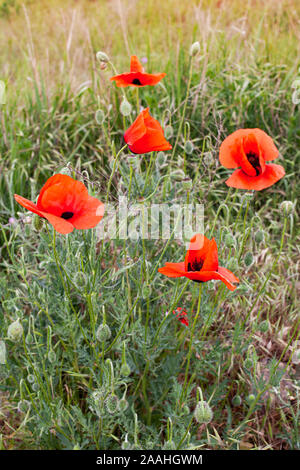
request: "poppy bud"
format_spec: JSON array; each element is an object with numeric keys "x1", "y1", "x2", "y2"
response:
[
  {"x1": 224, "y1": 233, "x2": 235, "y2": 248},
  {"x1": 17, "y1": 400, "x2": 31, "y2": 413},
  {"x1": 96, "y1": 323, "x2": 111, "y2": 342},
  {"x1": 232, "y1": 395, "x2": 242, "y2": 407},
  {"x1": 190, "y1": 41, "x2": 200, "y2": 57},
  {"x1": 48, "y1": 349, "x2": 56, "y2": 363},
  {"x1": 27, "y1": 374, "x2": 35, "y2": 384},
  {"x1": 170, "y1": 169, "x2": 186, "y2": 181},
  {"x1": 164, "y1": 125, "x2": 174, "y2": 140},
  {"x1": 73, "y1": 444, "x2": 81, "y2": 450},
  {"x1": 194, "y1": 400, "x2": 213, "y2": 424},
  {"x1": 243, "y1": 358, "x2": 253, "y2": 369},
  {"x1": 184, "y1": 140, "x2": 194, "y2": 155},
  {"x1": 163, "y1": 440, "x2": 176, "y2": 450},
  {"x1": 258, "y1": 320, "x2": 269, "y2": 333},
  {"x1": 279, "y1": 200, "x2": 294, "y2": 215},
  {"x1": 182, "y1": 178, "x2": 193, "y2": 191},
  {"x1": 118, "y1": 397, "x2": 129, "y2": 412},
  {"x1": 254, "y1": 230, "x2": 264, "y2": 244},
  {"x1": 121, "y1": 435, "x2": 132, "y2": 450},
  {"x1": 32, "y1": 214, "x2": 43, "y2": 231},
  {"x1": 96, "y1": 51, "x2": 110, "y2": 63},
  {"x1": 105, "y1": 394, "x2": 119, "y2": 414},
  {"x1": 142, "y1": 284, "x2": 152, "y2": 299},
  {"x1": 95, "y1": 109, "x2": 105, "y2": 125},
  {"x1": 120, "y1": 98, "x2": 132, "y2": 116},
  {"x1": 204, "y1": 152, "x2": 214, "y2": 165},
  {"x1": 156, "y1": 151, "x2": 167, "y2": 167},
  {"x1": 244, "y1": 252, "x2": 254, "y2": 268},
  {"x1": 7, "y1": 319, "x2": 23, "y2": 342},
  {"x1": 91, "y1": 390, "x2": 105, "y2": 417},
  {"x1": 247, "y1": 394, "x2": 256, "y2": 404},
  {"x1": 0, "y1": 340, "x2": 6, "y2": 364}
]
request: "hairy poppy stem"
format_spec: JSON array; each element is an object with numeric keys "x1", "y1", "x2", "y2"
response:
[
  {"x1": 180, "y1": 284, "x2": 203, "y2": 404},
  {"x1": 106, "y1": 144, "x2": 128, "y2": 203}
]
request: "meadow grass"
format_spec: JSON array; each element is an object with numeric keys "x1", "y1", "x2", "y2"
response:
[{"x1": 0, "y1": 0, "x2": 299, "y2": 450}]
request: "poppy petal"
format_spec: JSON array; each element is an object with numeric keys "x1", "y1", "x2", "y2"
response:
[
  {"x1": 14, "y1": 194, "x2": 45, "y2": 218},
  {"x1": 185, "y1": 270, "x2": 238, "y2": 291},
  {"x1": 39, "y1": 211, "x2": 74, "y2": 234},
  {"x1": 158, "y1": 262, "x2": 185, "y2": 278},
  {"x1": 72, "y1": 198, "x2": 105, "y2": 230},
  {"x1": 219, "y1": 129, "x2": 248, "y2": 168},
  {"x1": 130, "y1": 55, "x2": 144, "y2": 73},
  {"x1": 225, "y1": 163, "x2": 285, "y2": 190}
]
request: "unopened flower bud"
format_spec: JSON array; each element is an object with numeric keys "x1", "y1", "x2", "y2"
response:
[
  {"x1": 48, "y1": 349, "x2": 56, "y2": 363},
  {"x1": 190, "y1": 41, "x2": 200, "y2": 57},
  {"x1": 184, "y1": 140, "x2": 194, "y2": 155},
  {"x1": 142, "y1": 284, "x2": 152, "y2": 299},
  {"x1": 7, "y1": 319, "x2": 23, "y2": 342},
  {"x1": 105, "y1": 394, "x2": 119, "y2": 414},
  {"x1": 224, "y1": 233, "x2": 235, "y2": 248},
  {"x1": 163, "y1": 440, "x2": 176, "y2": 450},
  {"x1": 73, "y1": 444, "x2": 81, "y2": 450},
  {"x1": 164, "y1": 125, "x2": 173, "y2": 140},
  {"x1": 120, "y1": 98, "x2": 132, "y2": 116},
  {"x1": 120, "y1": 362, "x2": 131, "y2": 377},
  {"x1": 258, "y1": 320, "x2": 269, "y2": 333},
  {"x1": 17, "y1": 400, "x2": 31, "y2": 413},
  {"x1": 95, "y1": 109, "x2": 105, "y2": 125},
  {"x1": 279, "y1": 200, "x2": 294, "y2": 216},
  {"x1": 32, "y1": 214, "x2": 43, "y2": 231},
  {"x1": 156, "y1": 151, "x2": 167, "y2": 167},
  {"x1": 243, "y1": 358, "x2": 253, "y2": 369},
  {"x1": 194, "y1": 400, "x2": 213, "y2": 424},
  {"x1": 96, "y1": 323, "x2": 111, "y2": 342},
  {"x1": 121, "y1": 435, "x2": 131, "y2": 450},
  {"x1": 254, "y1": 230, "x2": 264, "y2": 244},
  {"x1": 204, "y1": 152, "x2": 214, "y2": 165},
  {"x1": 182, "y1": 178, "x2": 193, "y2": 191},
  {"x1": 232, "y1": 395, "x2": 242, "y2": 407},
  {"x1": 118, "y1": 398, "x2": 129, "y2": 412},
  {"x1": 59, "y1": 166, "x2": 72, "y2": 176},
  {"x1": 244, "y1": 252, "x2": 254, "y2": 268},
  {"x1": 247, "y1": 394, "x2": 256, "y2": 404},
  {"x1": 96, "y1": 51, "x2": 110, "y2": 63}
]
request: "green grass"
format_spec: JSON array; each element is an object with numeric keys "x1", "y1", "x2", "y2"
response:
[{"x1": 0, "y1": 0, "x2": 300, "y2": 450}]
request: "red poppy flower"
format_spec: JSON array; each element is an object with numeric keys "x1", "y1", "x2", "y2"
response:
[
  {"x1": 173, "y1": 307, "x2": 189, "y2": 326},
  {"x1": 219, "y1": 128, "x2": 285, "y2": 190},
  {"x1": 110, "y1": 55, "x2": 166, "y2": 88},
  {"x1": 158, "y1": 234, "x2": 239, "y2": 291},
  {"x1": 14, "y1": 174, "x2": 104, "y2": 234},
  {"x1": 124, "y1": 107, "x2": 172, "y2": 154}
]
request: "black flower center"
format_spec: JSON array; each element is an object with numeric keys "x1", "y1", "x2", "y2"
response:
[
  {"x1": 188, "y1": 259, "x2": 204, "y2": 272},
  {"x1": 246, "y1": 152, "x2": 261, "y2": 176},
  {"x1": 132, "y1": 78, "x2": 142, "y2": 85},
  {"x1": 61, "y1": 211, "x2": 74, "y2": 220}
]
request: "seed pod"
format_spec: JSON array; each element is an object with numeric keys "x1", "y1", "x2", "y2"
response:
[{"x1": 7, "y1": 319, "x2": 23, "y2": 342}]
